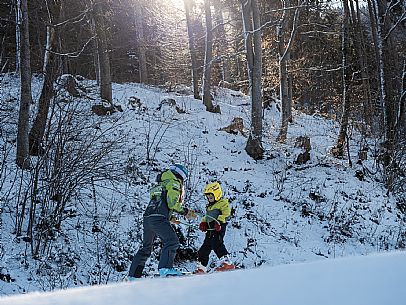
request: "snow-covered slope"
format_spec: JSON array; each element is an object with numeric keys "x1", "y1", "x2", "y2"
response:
[
  {"x1": 0, "y1": 251, "x2": 405, "y2": 305},
  {"x1": 0, "y1": 73, "x2": 405, "y2": 296}
]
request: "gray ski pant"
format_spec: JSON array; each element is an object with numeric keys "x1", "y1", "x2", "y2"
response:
[{"x1": 128, "y1": 215, "x2": 179, "y2": 277}]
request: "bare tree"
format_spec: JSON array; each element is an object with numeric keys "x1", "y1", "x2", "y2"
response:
[
  {"x1": 29, "y1": 0, "x2": 61, "y2": 156},
  {"x1": 398, "y1": 62, "x2": 406, "y2": 133},
  {"x1": 24, "y1": 100, "x2": 126, "y2": 257},
  {"x1": 276, "y1": 0, "x2": 302, "y2": 142},
  {"x1": 92, "y1": 0, "x2": 112, "y2": 103},
  {"x1": 202, "y1": 0, "x2": 217, "y2": 112},
  {"x1": 242, "y1": 0, "x2": 263, "y2": 160},
  {"x1": 372, "y1": 0, "x2": 400, "y2": 149},
  {"x1": 16, "y1": 0, "x2": 31, "y2": 169},
  {"x1": 366, "y1": 0, "x2": 405, "y2": 188},
  {"x1": 213, "y1": 1, "x2": 231, "y2": 83},
  {"x1": 348, "y1": 0, "x2": 373, "y2": 128},
  {"x1": 134, "y1": 0, "x2": 148, "y2": 84},
  {"x1": 184, "y1": 0, "x2": 200, "y2": 99},
  {"x1": 15, "y1": 0, "x2": 21, "y2": 72},
  {"x1": 332, "y1": 0, "x2": 351, "y2": 159}
]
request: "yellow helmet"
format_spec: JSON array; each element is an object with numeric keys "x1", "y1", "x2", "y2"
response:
[{"x1": 203, "y1": 182, "x2": 223, "y2": 201}]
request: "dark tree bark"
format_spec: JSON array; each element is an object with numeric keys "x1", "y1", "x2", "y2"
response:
[
  {"x1": 202, "y1": 0, "x2": 217, "y2": 112},
  {"x1": 368, "y1": 0, "x2": 402, "y2": 180},
  {"x1": 134, "y1": 0, "x2": 148, "y2": 84},
  {"x1": 242, "y1": 0, "x2": 263, "y2": 160},
  {"x1": 29, "y1": 1, "x2": 61, "y2": 156},
  {"x1": 15, "y1": 0, "x2": 21, "y2": 72},
  {"x1": 213, "y1": 1, "x2": 231, "y2": 83},
  {"x1": 276, "y1": 0, "x2": 290, "y2": 143},
  {"x1": 16, "y1": 0, "x2": 31, "y2": 169},
  {"x1": 332, "y1": 0, "x2": 351, "y2": 159},
  {"x1": 93, "y1": 1, "x2": 112, "y2": 103},
  {"x1": 184, "y1": 0, "x2": 200, "y2": 99},
  {"x1": 349, "y1": 0, "x2": 373, "y2": 128},
  {"x1": 397, "y1": 62, "x2": 406, "y2": 134},
  {"x1": 276, "y1": 0, "x2": 301, "y2": 143}
]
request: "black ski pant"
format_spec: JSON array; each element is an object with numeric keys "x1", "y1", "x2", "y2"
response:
[
  {"x1": 128, "y1": 215, "x2": 179, "y2": 278},
  {"x1": 197, "y1": 223, "x2": 228, "y2": 267}
]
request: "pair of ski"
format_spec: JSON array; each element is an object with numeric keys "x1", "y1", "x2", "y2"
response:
[{"x1": 154, "y1": 265, "x2": 238, "y2": 278}]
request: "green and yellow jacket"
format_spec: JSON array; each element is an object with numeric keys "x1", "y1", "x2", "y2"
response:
[
  {"x1": 202, "y1": 198, "x2": 230, "y2": 227},
  {"x1": 144, "y1": 170, "x2": 186, "y2": 219}
]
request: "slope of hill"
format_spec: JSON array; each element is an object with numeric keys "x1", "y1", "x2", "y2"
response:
[
  {"x1": 0, "y1": 73, "x2": 404, "y2": 295},
  {"x1": 0, "y1": 251, "x2": 405, "y2": 305}
]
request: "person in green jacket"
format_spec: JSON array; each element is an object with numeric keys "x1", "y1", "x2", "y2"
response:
[
  {"x1": 194, "y1": 182, "x2": 235, "y2": 274},
  {"x1": 128, "y1": 163, "x2": 196, "y2": 279}
]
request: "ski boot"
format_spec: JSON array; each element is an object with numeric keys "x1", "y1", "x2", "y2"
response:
[
  {"x1": 193, "y1": 263, "x2": 207, "y2": 275},
  {"x1": 158, "y1": 267, "x2": 184, "y2": 277},
  {"x1": 215, "y1": 255, "x2": 236, "y2": 272}
]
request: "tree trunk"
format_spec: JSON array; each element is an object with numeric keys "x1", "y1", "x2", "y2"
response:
[
  {"x1": 184, "y1": 0, "x2": 200, "y2": 99},
  {"x1": 397, "y1": 62, "x2": 406, "y2": 134},
  {"x1": 372, "y1": 0, "x2": 399, "y2": 157},
  {"x1": 277, "y1": 0, "x2": 301, "y2": 142},
  {"x1": 93, "y1": 1, "x2": 112, "y2": 103},
  {"x1": 277, "y1": 51, "x2": 290, "y2": 142},
  {"x1": 276, "y1": 2, "x2": 289, "y2": 143},
  {"x1": 134, "y1": 0, "x2": 148, "y2": 84},
  {"x1": 349, "y1": 0, "x2": 373, "y2": 129},
  {"x1": 241, "y1": 1, "x2": 254, "y2": 80},
  {"x1": 16, "y1": 0, "x2": 31, "y2": 169},
  {"x1": 90, "y1": 16, "x2": 100, "y2": 84},
  {"x1": 333, "y1": 0, "x2": 351, "y2": 159},
  {"x1": 42, "y1": 26, "x2": 54, "y2": 73},
  {"x1": 29, "y1": 1, "x2": 60, "y2": 156},
  {"x1": 366, "y1": 0, "x2": 385, "y2": 137},
  {"x1": 57, "y1": 2, "x2": 69, "y2": 74},
  {"x1": 229, "y1": 5, "x2": 245, "y2": 81},
  {"x1": 15, "y1": 0, "x2": 22, "y2": 72},
  {"x1": 366, "y1": 0, "x2": 403, "y2": 190},
  {"x1": 202, "y1": 0, "x2": 216, "y2": 112},
  {"x1": 242, "y1": 0, "x2": 263, "y2": 160},
  {"x1": 213, "y1": 2, "x2": 231, "y2": 83}
]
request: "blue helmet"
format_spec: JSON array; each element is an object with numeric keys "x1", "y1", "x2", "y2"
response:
[{"x1": 169, "y1": 163, "x2": 188, "y2": 181}]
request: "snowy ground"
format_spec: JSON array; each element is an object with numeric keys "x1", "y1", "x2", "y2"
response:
[
  {"x1": 0, "y1": 73, "x2": 405, "y2": 296},
  {"x1": 0, "y1": 251, "x2": 405, "y2": 305}
]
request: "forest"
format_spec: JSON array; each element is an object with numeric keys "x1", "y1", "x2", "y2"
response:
[
  {"x1": 0, "y1": 0, "x2": 405, "y2": 294},
  {"x1": 1, "y1": 0, "x2": 405, "y2": 166}
]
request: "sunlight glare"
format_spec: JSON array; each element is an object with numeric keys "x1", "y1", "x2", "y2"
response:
[{"x1": 170, "y1": 0, "x2": 184, "y2": 10}]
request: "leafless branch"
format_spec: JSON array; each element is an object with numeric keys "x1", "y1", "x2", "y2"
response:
[{"x1": 47, "y1": 35, "x2": 96, "y2": 58}]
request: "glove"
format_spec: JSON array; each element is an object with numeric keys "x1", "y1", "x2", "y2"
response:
[
  {"x1": 184, "y1": 208, "x2": 197, "y2": 221},
  {"x1": 170, "y1": 216, "x2": 180, "y2": 225},
  {"x1": 214, "y1": 221, "x2": 221, "y2": 232},
  {"x1": 182, "y1": 208, "x2": 189, "y2": 217},
  {"x1": 199, "y1": 222, "x2": 207, "y2": 232}
]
